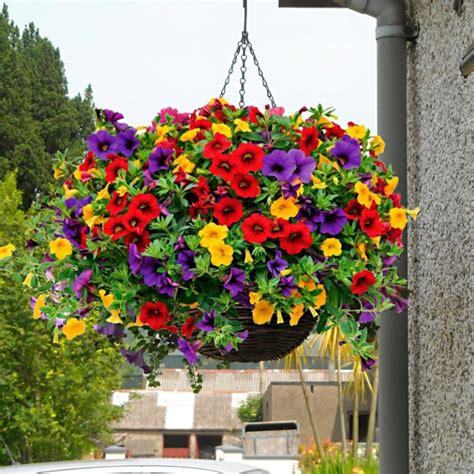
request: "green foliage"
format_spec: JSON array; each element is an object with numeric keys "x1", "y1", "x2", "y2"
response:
[
  {"x1": 237, "y1": 395, "x2": 263, "y2": 423},
  {"x1": 0, "y1": 4, "x2": 95, "y2": 209},
  {"x1": 0, "y1": 173, "x2": 123, "y2": 465}
]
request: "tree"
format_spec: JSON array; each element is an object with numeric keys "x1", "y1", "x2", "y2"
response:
[
  {"x1": 0, "y1": 5, "x2": 95, "y2": 209},
  {"x1": 237, "y1": 396, "x2": 263, "y2": 423},
  {"x1": 0, "y1": 173, "x2": 123, "y2": 465}
]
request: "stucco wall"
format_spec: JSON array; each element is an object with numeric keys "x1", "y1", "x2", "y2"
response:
[{"x1": 406, "y1": 1, "x2": 473, "y2": 472}]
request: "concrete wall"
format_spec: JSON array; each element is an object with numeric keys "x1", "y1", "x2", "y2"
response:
[
  {"x1": 263, "y1": 382, "x2": 371, "y2": 445},
  {"x1": 406, "y1": 1, "x2": 473, "y2": 472}
]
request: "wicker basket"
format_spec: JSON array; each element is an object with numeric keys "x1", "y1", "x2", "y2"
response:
[{"x1": 198, "y1": 306, "x2": 317, "y2": 363}]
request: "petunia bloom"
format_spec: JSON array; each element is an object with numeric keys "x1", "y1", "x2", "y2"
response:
[
  {"x1": 230, "y1": 173, "x2": 261, "y2": 198},
  {"x1": 148, "y1": 146, "x2": 174, "y2": 173},
  {"x1": 359, "y1": 209, "x2": 385, "y2": 238},
  {"x1": 270, "y1": 196, "x2": 299, "y2": 220},
  {"x1": 262, "y1": 149, "x2": 297, "y2": 182},
  {"x1": 120, "y1": 348, "x2": 151, "y2": 373},
  {"x1": 72, "y1": 269, "x2": 93, "y2": 300},
  {"x1": 62, "y1": 318, "x2": 86, "y2": 340},
  {"x1": 231, "y1": 143, "x2": 265, "y2": 172},
  {"x1": 0, "y1": 243, "x2": 16, "y2": 259},
  {"x1": 117, "y1": 129, "x2": 140, "y2": 157},
  {"x1": 223, "y1": 267, "x2": 246, "y2": 297},
  {"x1": 198, "y1": 223, "x2": 228, "y2": 247},
  {"x1": 87, "y1": 130, "x2": 118, "y2": 160},
  {"x1": 49, "y1": 238, "x2": 73, "y2": 260},
  {"x1": 139, "y1": 301, "x2": 170, "y2": 330},
  {"x1": 252, "y1": 300, "x2": 275, "y2": 325},
  {"x1": 208, "y1": 241, "x2": 234, "y2": 267},
  {"x1": 178, "y1": 337, "x2": 201, "y2": 365},
  {"x1": 317, "y1": 208, "x2": 348, "y2": 236},
  {"x1": 351, "y1": 270, "x2": 376, "y2": 295},
  {"x1": 320, "y1": 238, "x2": 342, "y2": 257},
  {"x1": 279, "y1": 222, "x2": 312, "y2": 255},
  {"x1": 196, "y1": 310, "x2": 216, "y2": 332},
  {"x1": 267, "y1": 251, "x2": 288, "y2": 277},
  {"x1": 241, "y1": 214, "x2": 272, "y2": 244},
  {"x1": 330, "y1": 135, "x2": 361, "y2": 169},
  {"x1": 288, "y1": 149, "x2": 316, "y2": 183},
  {"x1": 213, "y1": 197, "x2": 244, "y2": 226}
]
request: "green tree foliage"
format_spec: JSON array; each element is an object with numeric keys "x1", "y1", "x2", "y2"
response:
[
  {"x1": 0, "y1": 173, "x2": 123, "y2": 465},
  {"x1": 237, "y1": 395, "x2": 263, "y2": 423},
  {"x1": 0, "y1": 4, "x2": 95, "y2": 209}
]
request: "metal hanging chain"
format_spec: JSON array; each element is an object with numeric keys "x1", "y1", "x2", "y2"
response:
[{"x1": 219, "y1": 0, "x2": 276, "y2": 108}]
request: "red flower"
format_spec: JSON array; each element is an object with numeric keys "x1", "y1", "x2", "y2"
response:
[
  {"x1": 230, "y1": 173, "x2": 261, "y2": 198},
  {"x1": 269, "y1": 218, "x2": 290, "y2": 239},
  {"x1": 175, "y1": 168, "x2": 191, "y2": 186},
  {"x1": 279, "y1": 222, "x2": 313, "y2": 255},
  {"x1": 213, "y1": 197, "x2": 244, "y2": 226},
  {"x1": 231, "y1": 143, "x2": 264, "y2": 172},
  {"x1": 203, "y1": 133, "x2": 232, "y2": 159},
  {"x1": 351, "y1": 270, "x2": 376, "y2": 295},
  {"x1": 299, "y1": 127, "x2": 320, "y2": 155},
  {"x1": 189, "y1": 197, "x2": 214, "y2": 219},
  {"x1": 359, "y1": 209, "x2": 385, "y2": 238},
  {"x1": 209, "y1": 154, "x2": 240, "y2": 182},
  {"x1": 122, "y1": 209, "x2": 149, "y2": 234},
  {"x1": 190, "y1": 119, "x2": 212, "y2": 130},
  {"x1": 385, "y1": 227, "x2": 403, "y2": 246},
  {"x1": 105, "y1": 157, "x2": 128, "y2": 183},
  {"x1": 191, "y1": 176, "x2": 210, "y2": 199},
  {"x1": 106, "y1": 191, "x2": 129, "y2": 216},
  {"x1": 79, "y1": 151, "x2": 95, "y2": 171},
  {"x1": 103, "y1": 216, "x2": 128, "y2": 240},
  {"x1": 124, "y1": 229, "x2": 151, "y2": 252},
  {"x1": 389, "y1": 193, "x2": 402, "y2": 208},
  {"x1": 139, "y1": 301, "x2": 170, "y2": 330},
  {"x1": 325, "y1": 123, "x2": 345, "y2": 140},
  {"x1": 343, "y1": 199, "x2": 365, "y2": 220},
  {"x1": 181, "y1": 317, "x2": 196, "y2": 338},
  {"x1": 242, "y1": 214, "x2": 273, "y2": 244},
  {"x1": 246, "y1": 106, "x2": 264, "y2": 124},
  {"x1": 130, "y1": 194, "x2": 161, "y2": 221}
]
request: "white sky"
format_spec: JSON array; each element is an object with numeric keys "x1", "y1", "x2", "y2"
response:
[{"x1": 6, "y1": 0, "x2": 376, "y2": 129}]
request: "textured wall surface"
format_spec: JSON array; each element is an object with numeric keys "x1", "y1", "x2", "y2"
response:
[{"x1": 406, "y1": 1, "x2": 473, "y2": 472}]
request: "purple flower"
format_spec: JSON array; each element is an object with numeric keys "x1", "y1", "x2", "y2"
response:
[
  {"x1": 279, "y1": 275, "x2": 297, "y2": 297},
  {"x1": 148, "y1": 146, "x2": 173, "y2": 173},
  {"x1": 117, "y1": 129, "x2": 140, "y2": 157},
  {"x1": 330, "y1": 135, "x2": 361, "y2": 169},
  {"x1": 103, "y1": 109, "x2": 124, "y2": 124},
  {"x1": 128, "y1": 244, "x2": 145, "y2": 276},
  {"x1": 177, "y1": 337, "x2": 201, "y2": 365},
  {"x1": 155, "y1": 273, "x2": 179, "y2": 297},
  {"x1": 95, "y1": 323, "x2": 126, "y2": 339},
  {"x1": 120, "y1": 348, "x2": 151, "y2": 373},
  {"x1": 281, "y1": 181, "x2": 301, "y2": 199},
  {"x1": 361, "y1": 357, "x2": 376, "y2": 372},
  {"x1": 63, "y1": 218, "x2": 83, "y2": 248},
  {"x1": 383, "y1": 255, "x2": 397, "y2": 267},
  {"x1": 65, "y1": 196, "x2": 93, "y2": 219},
  {"x1": 86, "y1": 130, "x2": 118, "y2": 160},
  {"x1": 359, "y1": 301, "x2": 376, "y2": 324},
  {"x1": 223, "y1": 268, "x2": 246, "y2": 297},
  {"x1": 297, "y1": 197, "x2": 321, "y2": 232},
  {"x1": 54, "y1": 318, "x2": 66, "y2": 328},
  {"x1": 177, "y1": 250, "x2": 196, "y2": 281},
  {"x1": 288, "y1": 149, "x2": 316, "y2": 183},
  {"x1": 174, "y1": 236, "x2": 187, "y2": 251},
  {"x1": 267, "y1": 251, "x2": 288, "y2": 278},
  {"x1": 72, "y1": 269, "x2": 93, "y2": 300},
  {"x1": 139, "y1": 257, "x2": 164, "y2": 286},
  {"x1": 262, "y1": 149, "x2": 297, "y2": 181},
  {"x1": 318, "y1": 208, "x2": 348, "y2": 236},
  {"x1": 196, "y1": 310, "x2": 215, "y2": 333}
]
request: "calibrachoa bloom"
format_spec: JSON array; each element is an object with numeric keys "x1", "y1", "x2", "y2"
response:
[{"x1": 5, "y1": 99, "x2": 417, "y2": 391}]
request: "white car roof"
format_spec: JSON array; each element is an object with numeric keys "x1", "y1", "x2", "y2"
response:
[{"x1": 0, "y1": 458, "x2": 268, "y2": 474}]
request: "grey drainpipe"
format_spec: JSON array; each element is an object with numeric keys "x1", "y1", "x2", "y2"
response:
[{"x1": 279, "y1": 1, "x2": 416, "y2": 473}]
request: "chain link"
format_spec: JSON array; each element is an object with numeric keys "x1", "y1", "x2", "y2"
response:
[{"x1": 218, "y1": 1, "x2": 276, "y2": 108}]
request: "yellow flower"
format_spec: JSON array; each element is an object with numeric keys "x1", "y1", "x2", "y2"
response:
[
  {"x1": 252, "y1": 300, "x2": 275, "y2": 325},
  {"x1": 354, "y1": 182, "x2": 381, "y2": 208},
  {"x1": 317, "y1": 116, "x2": 332, "y2": 128},
  {"x1": 155, "y1": 125, "x2": 171, "y2": 144},
  {"x1": 127, "y1": 317, "x2": 144, "y2": 328},
  {"x1": 117, "y1": 185, "x2": 128, "y2": 197},
  {"x1": 249, "y1": 292, "x2": 262, "y2": 305},
  {"x1": 23, "y1": 272, "x2": 33, "y2": 287},
  {"x1": 244, "y1": 248, "x2": 254, "y2": 264},
  {"x1": 198, "y1": 223, "x2": 228, "y2": 247},
  {"x1": 289, "y1": 303, "x2": 305, "y2": 326},
  {"x1": 0, "y1": 243, "x2": 16, "y2": 259},
  {"x1": 276, "y1": 309, "x2": 284, "y2": 324},
  {"x1": 99, "y1": 289, "x2": 114, "y2": 309},
  {"x1": 317, "y1": 154, "x2": 339, "y2": 171},
  {"x1": 63, "y1": 185, "x2": 78, "y2": 199},
  {"x1": 180, "y1": 128, "x2": 200, "y2": 142},
  {"x1": 346, "y1": 124, "x2": 367, "y2": 140},
  {"x1": 371, "y1": 236, "x2": 381, "y2": 247},
  {"x1": 211, "y1": 123, "x2": 232, "y2": 138},
  {"x1": 298, "y1": 275, "x2": 317, "y2": 291},
  {"x1": 314, "y1": 284, "x2": 327, "y2": 309},
  {"x1": 270, "y1": 196, "x2": 299, "y2": 219},
  {"x1": 311, "y1": 176, "x2": 327, "y2": 190},
  {"x1": 293, "y1": 115, "x2": 303, "y2": 129},
  {"x1": 234, "y1": 118, "x2": 251, "y2": 133},
  {"x1": 320, "y1": 238, "x2": 342, "y2": 257},
  {"x1": 49, "y1": 238, "x2": 72, "y2": 260},
  {"x1": 106, "y1": 309, "x2": 123, "y2": 324},
  {"x1": 82, "y1": 204, "x2": 105, "y2": 228},
  {"x1": 406, "y1": 207, "x2": 420, "y2": 221},
  {"x1": 208, "y1": 241, "x2": 233, "y2": 266},
  {"x1": 62, "y1": 318, "x2": 86, "y2": 340},
  {"x1": 356, "y1": 243, "x2": 368, "y2": 261},
  {"x1": 33, "y1": 294, "x2": 47, "y2": 319},
  {"x1": 53, "y1": 163, "x2": 65, "y2": 180},
  {"x1": 173, "y1": 154, "x2": 195, "y2": 174},
  {"x1": 384, "y1": 177, "x2": 398, "y2": 197},
  {"x1": 371, "y1": 135, "x2": 385, "y2": 156},
  {"x1": 96, "y1": 184, "x2": 111, "y2": 201},
  {"x1": 370, "y1": 173, "x2": 378, "y2": 186},
  {"x1": 280, "y1": 268, "x2": 292, "y2": 276},
  {"x1": 389, "y1": 208, "x2": 407, "y2": 230},
  {"x1": 73, "y1": 168, "x2": 83, "y2": 180}
]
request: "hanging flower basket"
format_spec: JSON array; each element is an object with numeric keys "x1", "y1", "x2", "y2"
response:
[{"x1": 0, "y1": 98, "x2": 418, "y2": 390}]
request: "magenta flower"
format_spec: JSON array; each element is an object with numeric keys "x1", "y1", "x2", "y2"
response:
[{"x1": 330, "y1": 135, "x2": 361, "y2": 169}]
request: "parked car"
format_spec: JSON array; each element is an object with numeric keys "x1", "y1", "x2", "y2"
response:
[{"x1": 0, "y1": 458, "x2": 269, "y2": 474}]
